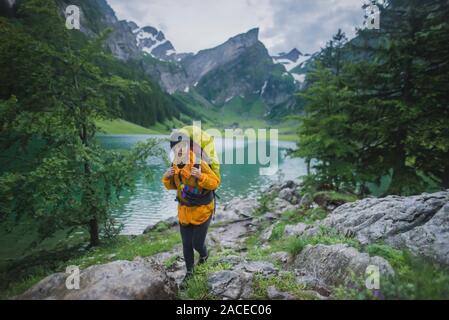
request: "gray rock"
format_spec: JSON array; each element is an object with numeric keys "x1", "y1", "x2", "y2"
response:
[
  {"x1": 295, "y1": 275, "x2": 331, "y2": 297},
  {"x1": 235, "y1": 261, "x2": 278, "y2": 275},
  {"x1": 298, "y1": 193, "x2": 313, "y2": 208},
  {"x1": 269, "y1": 198, "x2": 295, "y2": 213},
  {"x1": 219, "y1": 255, "x2": 246, "y2": 266},
  {"x1": 314, "y1": 191, "x2": 449, "y2": 265},
  {"x1": 281, "y1": 180, "x2": 297, "y2": 190},
  {"x1": 388, "y1": 202, "x2": 449, "y2": 265},
  {"x1": 209, "y1": 220, "x2": 252, "y2": 250},
  {"x1": 284, "y1": 223, "x2": 308, "y2": 238},
  {"x1": 208, "y1": 270, "x2": 253, "y2": 300},
  {"x1": 208, "y1": 261, "x2": 277, "y2": 300},
  {"x1": 277, "y1": 182, "x2": 301, "y2": 205},
  {"x1": 279, "y1": 188, "x2": 295, "y2": 202},
  {"x1": 262, "y1": 212, "x2": 281, "y2": 221},
  {"x1": 270, "y1": 252, "x2": 290, "y2": 264},
  {"x1": 266, "y1": 286, "x2": 296, "y2": 300},
  {"x1": 293, "y1": 244, "x2": 394, "y2": 289},
  {"x1": 216, "y1": 197, "x2": 257, "y2": 222},
  {"x1": 259, "y1": 225, "x2": 275, "y2": 242},
  {"x1": 17, "y1": 258, "x2": 177, "y2": 300},
  {"x1": 143, "y1": 216, "x2": 178, "y2": 234}
]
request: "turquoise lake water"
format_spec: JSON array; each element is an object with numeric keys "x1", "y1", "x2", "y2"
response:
[{"x1": 98, "y1": 135, "x2": 307, "y2": 235}]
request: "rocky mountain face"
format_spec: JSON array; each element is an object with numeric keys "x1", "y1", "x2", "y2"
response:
[
  {"x1": 183, "y1": 28, "x2": 260, "y2": 84},
  {"x1": 185, "y1": 28, "x2": 297, "y2": 108},
  {"x1": 55, "y1": 0, "x2": 313, "y2": 117},
  {"x1": 140, "y1": 27, "x2": 301, "y2": 112}
]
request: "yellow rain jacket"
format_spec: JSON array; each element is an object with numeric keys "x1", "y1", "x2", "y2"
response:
[{"x1": 162, "y1": 151, "x2": 220, "y2": 226}]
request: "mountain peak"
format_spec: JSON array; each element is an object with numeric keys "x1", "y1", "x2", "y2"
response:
[
  {"x1": 246, "y1": 27, "x2": 260, "y2": 39},
  {"x1": 273, "y1": 48, "x2": 302, "y2": 62},
  {"x1": 228, "y1": 27, "x2": 259, "y2": 44}
]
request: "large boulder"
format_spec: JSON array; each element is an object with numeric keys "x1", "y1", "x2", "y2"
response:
[
  {"x1": 310, "y1": 191, "x2": 449, "y2": 265},
  {"x1": 208, "y1": 270, "x2": 254, "y2": 300},
  {"x1": 216, "y1": 197, "x2": 258, "y2": 222},
  {"x1": 17, "y1": 258, "x2": 177, "y2": 300},
  {"x1": 208, "y1": 261, "x2": 278, "y2": 300},
  {"x1": 208, "y1": 219, "x2": 255, "y2": 250},
  {"x1": 293, "y1": 244, "x2": 394, "y2": 290}
]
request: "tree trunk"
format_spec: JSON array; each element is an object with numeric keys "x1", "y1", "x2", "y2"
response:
[
  {"x1": 442, "y1": 166, "x2": 449, "y2": 189},
  {"x1": 81, "y1": 122, "x2": 100, "y2": 247},
  {"x1": 387, "y1": 148, "x2": 407, "y2": 196},
  {"x1": 89, "y1": 218, "x2": 100, "y2": 247}
]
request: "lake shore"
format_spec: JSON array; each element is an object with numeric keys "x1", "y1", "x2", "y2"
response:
[{"x1": 96, "y1": 119, "x2": 300, "y2": 143}]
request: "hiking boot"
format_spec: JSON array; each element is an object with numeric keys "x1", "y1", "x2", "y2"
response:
[
  {"x1": 179, "y1": 271, "x2": 194, "y2": 290},
  {"x1": 198, "y1": 255, "x2": 209, "y2": 266}
]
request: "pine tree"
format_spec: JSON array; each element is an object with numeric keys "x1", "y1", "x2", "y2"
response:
[
  {"x1": 0, "y1": 0, "x2": 165, "y2": 246},
  {"x1": 296, "y1": 0, "x2": 449, "y2": 195}
]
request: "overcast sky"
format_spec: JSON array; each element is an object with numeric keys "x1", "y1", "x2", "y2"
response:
[{"x1": 107, "y1": 0, "x2": 366, "y2": 55}]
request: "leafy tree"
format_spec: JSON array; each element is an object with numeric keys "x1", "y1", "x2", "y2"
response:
[{"x1": 0, "y1": 0, "x2": 166, "y2": 246}]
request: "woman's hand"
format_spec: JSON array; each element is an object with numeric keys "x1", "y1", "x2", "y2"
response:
[
  {"x1": 191, "y1": 167, "x2": 202, "y2": 179},
  {"x1": 164, "y1": 167, "x2": 175, "y2": 178}
]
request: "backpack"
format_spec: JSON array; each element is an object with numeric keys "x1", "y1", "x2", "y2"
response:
[
  {"x1": 175, "y1": 125, "x2": 221, "y2": 179},
  {"x1": 171, "y1": 126, "x2": 221, "y2": 214}
]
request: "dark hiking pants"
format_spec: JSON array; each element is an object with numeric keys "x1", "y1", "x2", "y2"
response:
[{"x1": 179, "y1": 214, "x2": 212, "y2": 272}]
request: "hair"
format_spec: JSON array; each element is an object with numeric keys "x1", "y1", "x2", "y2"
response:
[
  {"x1": 169, "y1": 131, "x2": 211, "y2": 168},
  {"x1": 169, "y1": 131, "x2": 190, "y2": 150}
]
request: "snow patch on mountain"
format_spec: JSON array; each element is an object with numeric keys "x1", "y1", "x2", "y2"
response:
[
  {"x1": 272, "y1": 48, "x2": 313, "y2": 89},
  {"x1": 272, "y1": 48, "x2": 310, "y2": 72},
  {"x1": 292, "y1": 73, "x2": 306, "y2": 83},
  {"x1": 134, "y1": 26, "x2": 180, "y2": 61},
  {"x1": 260, "y1": 80, "x2": 268, "y2": 97}
]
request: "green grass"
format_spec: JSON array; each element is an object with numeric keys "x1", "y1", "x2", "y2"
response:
[
  {"x1": 65, "y1": 232, "x2": 181, "y2": 270},
  {"x1": 312, "y1": 191, "x2": 359, "y2": 206},
  {"x1": 0, "y1": 268, "x2": 50, "y2": 300},
  {"x1": 332, "y1": 243, "x2": 449, "y2": 300},
  {"x1": 179, "y1": 255, "x2": 232, "y2": 300},
  {"x1": 253, "y1": 272, "x2": 318, "y2": 300},
  {"x1": 0, "y1": 228, "x2": 181, "y2": 299},
  {"x1": 267, "y1": 226, "x2": 361, "y2": 257},
  {"x1": 164, "y1": 254, "x2": 180, "y2": 269},
  {"x1": 365, "y1": 243, "x2": 449, "y2": 300},
  {"x1": 254, "y1": 193, "x2": 276, "y2": 216},
  {"x1": 270, "y1": 223, "x2": 287, "y2": 242},
  {"x1": 281, "y1": 207, "x2": 328, "y2": 225},
  {"x1": 174, "y1": 92, "x2": 301, "y2": 142},
  {"x1": 96, "y1": 119, "x2": 161, "y2": 135}
]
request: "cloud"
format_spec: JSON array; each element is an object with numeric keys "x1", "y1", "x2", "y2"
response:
[
  {"x1": 107, "y1": 0, "x2": 366, "y2": 54},
  {"x1": 262, "y1": 0, "x2": 365, "y2": 54}
]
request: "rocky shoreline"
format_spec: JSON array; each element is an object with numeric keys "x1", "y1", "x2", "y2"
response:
[{"x1": 17, "y1": 182, "x2": 449, "y2": 300}]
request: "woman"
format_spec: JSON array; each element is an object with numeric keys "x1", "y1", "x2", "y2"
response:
[{"x1": 162, "y1": 133, "x2": 220, "y2": 288}]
